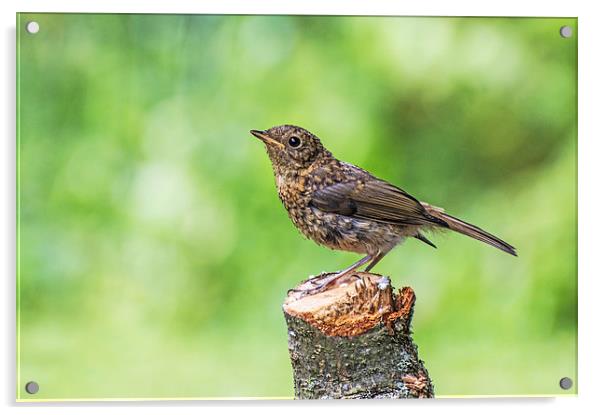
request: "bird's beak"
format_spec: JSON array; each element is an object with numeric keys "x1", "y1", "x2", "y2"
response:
[{"x1": 250, "y1": 130, "x2": 285, "y2": 149}]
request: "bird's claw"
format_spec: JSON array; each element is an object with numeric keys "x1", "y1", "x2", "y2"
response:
[{"x1": 288, "y1": 271, "x2": 363, "y2": 299}]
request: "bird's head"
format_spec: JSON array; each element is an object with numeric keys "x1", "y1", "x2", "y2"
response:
[{"x1": 250, "y1": 125, "x2": 329, "y2": 173}]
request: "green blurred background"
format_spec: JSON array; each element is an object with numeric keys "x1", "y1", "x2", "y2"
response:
[{"x1": 17, "y1": 14, "x2": 577, "y2": 399}]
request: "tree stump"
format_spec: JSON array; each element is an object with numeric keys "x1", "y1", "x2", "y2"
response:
[{"x1": 283, "y1": 272, "x2": 434, "y2": 399}]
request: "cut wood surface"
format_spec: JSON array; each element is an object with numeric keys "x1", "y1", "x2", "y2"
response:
[{"x1": 283, "y1": 272, "x2": 434, "y2": 399}]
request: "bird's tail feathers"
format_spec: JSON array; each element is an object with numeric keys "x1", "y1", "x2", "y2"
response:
[{"x1": 422, "y1": 203, "x2": 517, "y2": 256}]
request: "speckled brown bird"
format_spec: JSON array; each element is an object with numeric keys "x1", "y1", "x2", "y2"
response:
[{"x1": 251, "y1": 125, "x2": 516, "y2": 293}]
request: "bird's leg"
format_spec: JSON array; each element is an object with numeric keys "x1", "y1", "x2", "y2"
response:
[
  {"x1": 364, "y1": 247, "x2": 393, "y2": 272},
  {"x1": 295, "y1": 254, "x2": 374, "y2": 295}
]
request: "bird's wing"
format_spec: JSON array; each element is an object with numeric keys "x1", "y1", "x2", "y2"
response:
[{"x1": 310, "y1": 179, "x2": 445, "y2": 226}]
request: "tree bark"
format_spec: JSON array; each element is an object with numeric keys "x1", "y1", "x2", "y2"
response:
[{"x1": 283, "y1": 272, "x2": 434, "y2": 399}]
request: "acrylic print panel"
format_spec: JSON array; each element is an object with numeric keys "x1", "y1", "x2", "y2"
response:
[{"x1": 17, "y1": 13, "x2": 577, "y2": 400}]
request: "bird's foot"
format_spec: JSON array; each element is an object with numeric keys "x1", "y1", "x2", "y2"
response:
[{"x1": 287, "y1": 270, "x2": 361, "y2": 298}]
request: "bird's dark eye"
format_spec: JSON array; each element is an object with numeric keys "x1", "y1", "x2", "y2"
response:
[{"x1": 288, "y1": 136, "x2": 301, "y2": 148}]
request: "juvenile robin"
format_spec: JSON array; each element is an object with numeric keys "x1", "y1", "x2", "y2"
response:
[{"x1": 250, "y1": 125, "x2": 516, "y2": 294}]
